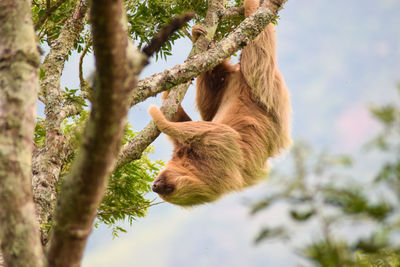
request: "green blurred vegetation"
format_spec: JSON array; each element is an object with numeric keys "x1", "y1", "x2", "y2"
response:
[{"x1": 252, "y1": 86, "x2": 400, "y2": 266}]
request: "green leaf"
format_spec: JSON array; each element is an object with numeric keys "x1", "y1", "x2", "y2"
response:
[
  {"x1": 366, "y1": 202, "x2": 392, "y2": 221},
  {"x1": 323, "y1": 187, "x2": 368, "y2": 215},
  {"x1": 289, "y1": 208, "x2": 315, "y2": 221},
  {"x1": 34, "y1": 117, "x2": 46, "y2": 146},
  {"x1": 370, "y1": 105, "x2": 396, "y2": 125},
  {"x1": 250, "y1": 196, "x2": 275, "y2": 215},
  {"x1": 254, "y1": 226, "x2": 286, "y2": 244},
  {"x1": 303, "y1": 239, "x2": 354, "y2": 266},
  {"x1": 39, "y1": 68, "x2": 45, "y2": 80}
]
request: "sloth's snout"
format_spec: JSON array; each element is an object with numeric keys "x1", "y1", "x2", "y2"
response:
[{"x1": 152, "y1": 178, "x2": 175, "y2": 195}]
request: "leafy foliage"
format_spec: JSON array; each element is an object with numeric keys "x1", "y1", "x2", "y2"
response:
[
  {"x1": 126, "y1": 0, "x2": 244, "y2": 59},
  {"x1": 252, "y1": 86, "x2": 400, "y2": 266},
  {"x1": 32, "y1": 0, "x2": 78, "y2": 43},
  {"x1": 126, "y1": 0, "x2": 203, "y2": 60},
  {"x1": 98, "y1": 127, "x2": 163, "y2": 237},
  {"x1": 32, "y1": 0, "x2": 246, "y2": 61}
]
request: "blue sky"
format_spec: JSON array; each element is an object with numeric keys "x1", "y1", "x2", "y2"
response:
[{"x1": 52, "y1": 0, "x2": 400, "y2": 266}]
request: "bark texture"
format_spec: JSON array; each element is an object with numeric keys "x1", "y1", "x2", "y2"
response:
[
  {"x1": 32, "y1": 0, "x2": 88, "y2": 244},
  {"x1": 46, "y1": 0, "x2": 144, "y2": 265},
  {"x1": 218, "y1": 7, "x2": 244, "y2": 19},
  {"x1": 0, "y1": 1, "x2": 44, "y2": 266}
]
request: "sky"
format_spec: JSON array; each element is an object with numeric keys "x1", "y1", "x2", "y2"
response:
[{"x1": 53, "y1": 0, "x2": 400, "y2": 266}]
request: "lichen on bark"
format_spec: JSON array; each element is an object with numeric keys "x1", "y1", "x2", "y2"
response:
[{"x1": 0, "y1": 0, "x2": 44, "y2": 266}]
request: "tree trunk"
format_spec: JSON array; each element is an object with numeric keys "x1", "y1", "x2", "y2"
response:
[{"x1": 0, "y1": 0, "x2": 44, "y2": 266}]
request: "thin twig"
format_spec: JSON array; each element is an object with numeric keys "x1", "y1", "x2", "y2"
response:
[
  {"x1": 142, "y1": 12, "x2": 195, "y2": 57},
  {"x1": 79, "y1": 38, "x2": 93, "y2": 101},
  {"x1": 79, "y1": 39, "x2": 91, "y2": 84}
]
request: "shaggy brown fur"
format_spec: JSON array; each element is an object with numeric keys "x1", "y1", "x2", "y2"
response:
[{"x1": 148, "y1": 0, "x2": 291, "y2": 206}]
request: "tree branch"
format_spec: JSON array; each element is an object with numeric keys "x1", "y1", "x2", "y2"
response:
[
  {"x1": 130, "y1": 1, "x2": 285, "y2": 106},
  {"x1": 59, "y1": 103, "x2": 82, "y2": 120},
  {"x1": 142, "y1": 12, "x2": 195, "y2": 58},
  {"x1": 46, "y1": 0, "x2": 145, "y2": 265},
  {"x1": 218, "y1": 7, "x2": 244, "y2": 19},
  {"x1": 116, "y1": 81, "x2": 190, "y2": 168},
  {"x1": 0, "y1": 1, "x2": 44, "y2": 266},
  {"x1": 79, "y1": 38, "x2": 93, "y2": 101},
  {"x1": 33, "y1": 0, "x2": 89, "y2": 245}
]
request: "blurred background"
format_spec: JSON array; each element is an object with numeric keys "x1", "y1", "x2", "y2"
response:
[{"x1": 53, "y1": 0, "x2": 400, "y2": 265}]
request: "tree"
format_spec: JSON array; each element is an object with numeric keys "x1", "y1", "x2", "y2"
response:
[
  {"x1": 252, "y1": 86, "x2": 400, "y2": 266},
  {"x1": 0, "y1": 0, "x2": 288, "y2": 266}
]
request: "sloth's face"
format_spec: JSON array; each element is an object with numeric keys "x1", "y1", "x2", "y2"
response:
[{"x1": 152, "y1": 162, "x2": 219, "y2": 206}]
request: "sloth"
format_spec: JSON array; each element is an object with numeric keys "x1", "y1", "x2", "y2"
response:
[{"x1": 148, "y1": 0, "x2": 291, "y2": 206}]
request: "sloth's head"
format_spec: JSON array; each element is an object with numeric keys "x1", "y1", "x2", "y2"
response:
[{"x1": 152, "y1": 161, "x2": 219, "y2": 206}]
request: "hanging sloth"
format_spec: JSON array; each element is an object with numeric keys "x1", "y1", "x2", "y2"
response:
[{"x1": 148, "y1": 0, "x2": 291, "y2": 206}]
